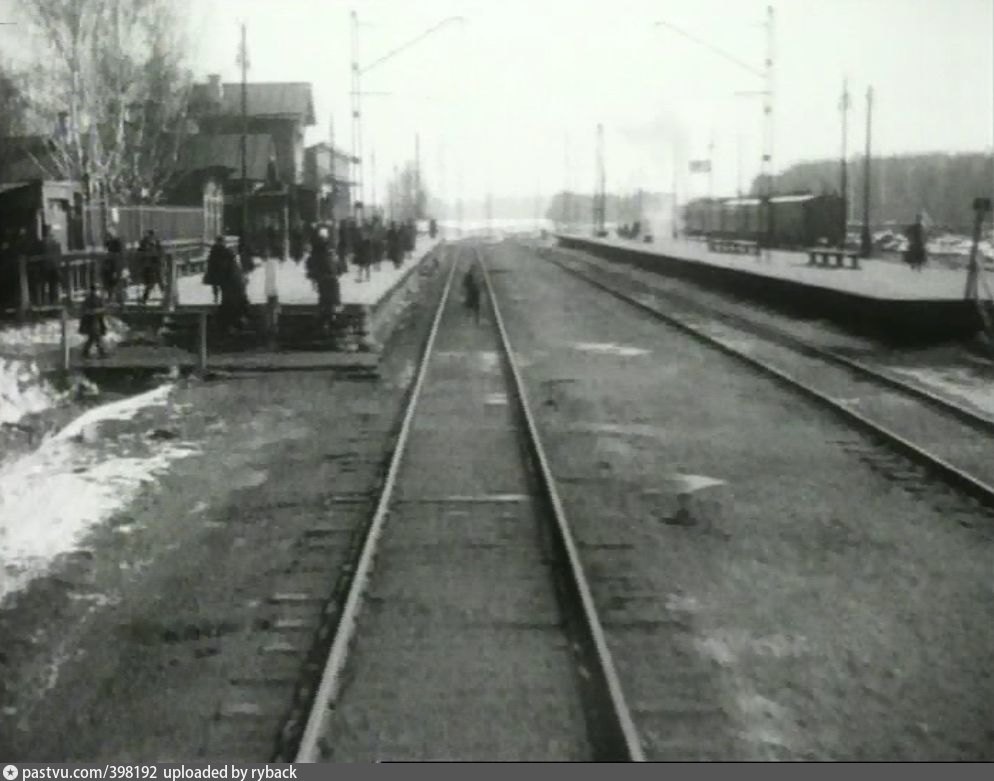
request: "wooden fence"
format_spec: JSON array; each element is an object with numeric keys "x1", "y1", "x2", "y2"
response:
[
  {"x1": 11, "y1": 237, "x2": 238, "y2": 318},
  {"x1": 82, "y1": 202, "x2": 224, "y2": 247}
]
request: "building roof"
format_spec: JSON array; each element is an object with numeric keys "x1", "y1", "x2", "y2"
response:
[
  {"x1": 190, "y1": 82, "x2": 316, "y2": 125},
  {"x1": 0, "y1": 135, "x2": 61, "y2": 182},
  {"x1": 177, "y1": 133, "x2": 276, "y2": 180}
]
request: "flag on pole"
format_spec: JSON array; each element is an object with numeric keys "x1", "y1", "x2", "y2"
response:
[{"x1": 689, "y1": 160, "x2": 711, "y2": 174}]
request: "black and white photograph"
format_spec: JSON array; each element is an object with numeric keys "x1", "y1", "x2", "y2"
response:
[{"x1": 0, "y1": 0, "x2": 993, "y2": 763}]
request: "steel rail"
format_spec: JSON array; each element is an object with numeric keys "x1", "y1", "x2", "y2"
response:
[
  {"x1": 293, "y1": 248, "x2": 459, "y2": 763},
  {"x1": 546, "y1": 254, "x2": 994, "y2": 511},
  {"x1": 552, "y1": 249, "x2": 994, "y2": 436},
  {"x1": 477, "y1": 247, "x2": 646, "y2": 761}
]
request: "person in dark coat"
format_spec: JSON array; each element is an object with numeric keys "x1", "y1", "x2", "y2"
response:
[
  {"x1": 336, "y1": 219, "x2": 350, "y2": 275},
  {"x1": 905, "y1": 214, "x2": 927, "y2": 271},
  {"x1": 41, "y1": 225, "x2": 62, "y2": 305},
  {"x1": 204, "y1": 235, "x2": 233, "y2": 304},
  {"x1": 138, "y1": 230, "x2": 163, "y2": 304},
  {"x1": 406, "y1": 219, "x2": 417, "y2": 254},
  {"x1": 371, "y1": 216, "x2": 385, "y2": 271},
  {"x1": 290, "y1": 222, "x2": 305, "y2": 263},
  {"x1": 462, "y1": 264, "x2": 481, "y2": 324},
  {"x1": 103, "y1": 230, "x2": 124, "y2": 303},
  {"x1": 219, "y1": 247, "x2": 249, "y2": 331},
  {"x1": 353, "y1": 220, "x2": 371, "y2": 282},
  {"x1": 309, "y1": 229, "x2": 339, "y2": 333},
  {"x1": 79, "y1": 284, "x2": 108, "y2": 358},
  {"x1": 387, "y1": 221, "x2": 403, "y2": 269}
]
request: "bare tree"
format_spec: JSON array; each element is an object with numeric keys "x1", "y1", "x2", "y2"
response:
[
  {"x1": 22, "y1": 0, "x2": 193, "y2": 203},
  {"x1": 0, "y1": 61, "x2": 31, "y2": 177}
]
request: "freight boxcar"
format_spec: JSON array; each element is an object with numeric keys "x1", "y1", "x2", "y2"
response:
[{"x1": 769, "y1": 194, "x2": 844, "y2": 247}]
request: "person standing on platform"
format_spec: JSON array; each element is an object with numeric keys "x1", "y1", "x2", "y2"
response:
[
  {"x1": 103, "y1": 230, "x2": 124, "y2": 303},
  {"x1": 204, "y1": 235, "x2": 232, "y2": 305},
  {"x1": 387, "y1": 221, "x2": 403, "y2": 269},
  {"x1": 79, "y1": 284, "x2": 108, "y2": 358},
  {"x1": 311, "y1": 227, "x2": 339, "y2": 335},
  {"x1": 219, "y1": 246, "x2": 248, "y2": 331},
  {"x1": 336, "y1": 219, "x2": 350, "y2": 276},
  {"x1": 138, "y1": 230, "x2": 163, "y2": 304},
  {"x1": 354, "y1": 220, "x2": 371, "y2": 283},
  {"x1": 905, "y1": 214, "x2": 927, "y2": 272},
  {"x1": 367, "y1": 216, "x2": 380, "y2": 272},
  {"x1": 290, "y1": 221, "x2": 305, "y2": 263}
]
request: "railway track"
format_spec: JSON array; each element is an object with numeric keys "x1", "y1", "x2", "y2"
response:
[
  {"x1": 541, "y1": 244, "x2": 994, "y2": 517},
  {"x1": 276, "y1": 244, "x2": 643, "y2": 761}
]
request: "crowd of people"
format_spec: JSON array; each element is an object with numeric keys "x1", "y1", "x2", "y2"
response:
[{"x1": 198, "y1": 214, "x2": 422, "y2": 336}]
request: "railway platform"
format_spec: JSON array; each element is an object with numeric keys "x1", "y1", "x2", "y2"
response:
[
  {"x1": 63, "y1": 237, "x2": 442, "y2": 374},
  {"x1": 556, "y1": 235, "x2": 982, "y2": 342}
]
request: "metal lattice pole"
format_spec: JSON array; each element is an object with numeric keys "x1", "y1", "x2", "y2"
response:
[{"x1": 351, "y1": 10, "x2": 363, "y2": 212}]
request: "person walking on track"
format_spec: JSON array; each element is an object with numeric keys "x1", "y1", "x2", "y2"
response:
[{"x1": 462, "y1": 263, "x2": 481, "y2": 324}]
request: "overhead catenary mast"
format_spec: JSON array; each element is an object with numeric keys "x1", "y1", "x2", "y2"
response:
[
  {"x1": 238, "y1": 23, "x2": 249, "y2": 239},
  {"x1": 350, "y1": 10, "x2": 363, "y2": 210},
  {"x1": 761, "y1": 5, "x2": 775, "y2": 245},
  {"x1": 860, "y1": 86, "x2": 874, "y2": 257},
  {"x1": 594, "y1": 123, "x2": 606, "y2": 236},
  {"x1": 839, "y1": 76, "x2": 851, "y2": 247}
]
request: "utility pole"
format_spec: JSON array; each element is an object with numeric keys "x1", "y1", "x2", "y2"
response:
[
  {"x1": 414, "y1": 132, "x2": 421, "y2": 220},
  {"x1": 839, "y1": 76, "x2": 850, "y2": 247},
  {"x1": 736, "y1": 133, "x2": 743, "y2": 197},
  {"x1": 391, "y1": 163, "x2": 398, "y2": 221},
  {"x1": 563, "y1": 132, "x2": 571, "y2": 231},
  {"x1": 486, "y1": 191, "x2": 493, "y2": 238},
  {"x1": 707, "y1": 131, "x2": 715, "y2": 200},
  {"x1": 370, "y1": 148, "x2": 377, "y2": 213},
  {"x1": 860, "y1": 86, "x2": 874, "y2": 257},
  {"x1": 350, "y1": 10, "x2": 363, "y2": 211},
  {"x1": 594, "y1": 123, "x2": 606, "y2": 236},
  {"x1": 238, "y1": 23, "x2": 249, "y2": 240},
  {"x1": 671, "y1": 144, "x2": 679, "y2": 239},
  {"x1": 456, "y1": 155, "x2": 463, "y2": 236},
  {"x1": 761, "y1": 5, "x2": 775, "y2": 244}
]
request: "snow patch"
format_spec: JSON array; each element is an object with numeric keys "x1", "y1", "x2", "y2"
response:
[
  {"x1": 889, "y1": 366, "x2": 994, "y2": 419},
  {"x1": 571, "y1": 342, "x2": 650, "y2": 357},
  {"x1": 0, "y1": 383, "x2": 198, "y2": 605},
  {"x1": 0, "y1": 358, "x2": 63, "y2": 425}
]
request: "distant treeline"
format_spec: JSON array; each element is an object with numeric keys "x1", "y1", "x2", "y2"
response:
[
  {"x1": 545, "y1": 191, "x2": 671, "y2": 224},
  {"x1": 751, "y1": 152, "x2": 993, "y2": 231}
]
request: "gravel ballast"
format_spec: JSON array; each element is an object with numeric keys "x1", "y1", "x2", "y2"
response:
[{"x1": 490, "y1": 240, "x2": 994, "y2": 761}]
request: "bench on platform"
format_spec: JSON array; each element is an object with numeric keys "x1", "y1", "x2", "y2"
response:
[
  {"x1": 708, "y1": 238, "x2": 760, "y2": 255},
  {"x1": 807, "y1": 248, "x2": 861, "y2": 269}
]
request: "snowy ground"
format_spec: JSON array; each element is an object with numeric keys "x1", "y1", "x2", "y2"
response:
[
  {"x1": 0, "y1": 384, "x2": 198, "y2": 606},
  {"x1": 0, "y1": 238, "x2": 441, "y2": 609}
]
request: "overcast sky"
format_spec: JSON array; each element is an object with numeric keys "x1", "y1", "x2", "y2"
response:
[{"x1": 3, "y1": 0, "x2": 992, "y2": 206}]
